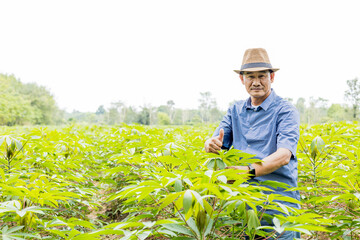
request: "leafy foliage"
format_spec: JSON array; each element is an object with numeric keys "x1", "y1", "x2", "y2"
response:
[
  {"x1": 0, "y1": 122, "x2": 358, "y2": 239},
  {"x1": 0, "y1": 74, "x2": 62, "y2": 126}
]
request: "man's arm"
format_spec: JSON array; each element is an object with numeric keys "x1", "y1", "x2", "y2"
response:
[
  {"x1": 252, "y1": 147, "x2": 291, "y2": 176},
  {"x1": 226, "y1": 147, "x2": 292, "y2": 177}
]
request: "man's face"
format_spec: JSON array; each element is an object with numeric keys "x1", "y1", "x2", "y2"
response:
[{"x1": 240, "y1": 70, "x2": 274, "y2": 100}]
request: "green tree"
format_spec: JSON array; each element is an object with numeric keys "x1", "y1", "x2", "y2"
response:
[
  {"x1": 96, "y1": 105, "x2": 106, "y2": 115},
  {"x1": 0, "y1": 74, "x2": 61, "y2": 125},
  {"x1": 110, "y1": 101, "x2": 127, "y2": 123},
  {"x1": 327, "y1": 104, "x2": 346, "y2": 121},
  {"x1": 0, "y1": 93, "x2": 34, "y2": 125},
  {"x1": 21, "y1": 83, "x2": 60, "y2": 124},
  {"x1": 137, "y1": 107, "x2": 150, "y2": 125},
  {"x1": 306, "y1": 97, "x2": 328, "y2": 124},
  {"x1": 167, "y1": 100, "x2": 175, "y2": 123},
  {"x1": 107, "y1": 107, "x2": 120, "y2": 125},
  {"x1": 157, "y1": 112, "x2": 171, "y2": 125},
  {"x1": 344, "y1": 78, "x2": 360, "y2": 119},
  {"x1": 198, "y1": 92, "x2": 217, "y2": 123},
  {"x1": 124, "y1": 106, "x2": 138, "y2": 124},
  {"x1": 295, "y1": 98, "x2": 306, "y2": 123}
]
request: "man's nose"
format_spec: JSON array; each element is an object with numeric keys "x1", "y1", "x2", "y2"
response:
[{"x1": 252, "y1": 78, "x2": 261, "y2": 86}]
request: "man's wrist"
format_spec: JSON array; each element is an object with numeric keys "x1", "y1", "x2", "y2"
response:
[{"x1": 248, "y1": 164, "x2": 256, "y2": 179}]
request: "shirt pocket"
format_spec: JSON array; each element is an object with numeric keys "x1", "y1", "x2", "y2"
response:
[
  {"x1": 245, "y1": 131, "x2": 267, "y2": 146},
  {"x1": 245, "y1": 124, "x2": 269, "y2": 143}
]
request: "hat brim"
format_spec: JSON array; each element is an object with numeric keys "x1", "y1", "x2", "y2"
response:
[{"x1": 234, "y1": 67, "x2": 279, "y2": 74}]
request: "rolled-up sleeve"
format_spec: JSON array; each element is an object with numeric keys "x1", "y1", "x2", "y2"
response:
[
  {"x1": 213, "y1": 107, "x2": 234, "y2": 150},
  {"x1": 276, "y1": 105, "x2": 300, "y2": 157}
]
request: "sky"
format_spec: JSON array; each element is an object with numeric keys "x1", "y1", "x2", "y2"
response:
[{"x1": 1, "y1": 0, "x2": 359, "y2": 112}]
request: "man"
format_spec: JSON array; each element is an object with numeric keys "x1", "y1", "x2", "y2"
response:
[{"x1": 204, "y1": 48, "x2": 300, "y2": 239}]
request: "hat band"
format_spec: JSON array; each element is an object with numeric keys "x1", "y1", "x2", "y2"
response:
[{"x1": 240, "y1": 62, "x2": 273, "y2": 70}]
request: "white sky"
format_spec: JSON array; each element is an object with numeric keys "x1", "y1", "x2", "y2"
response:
[{"x1": 1, "y1": 0, "x2": 359, "y2": 112}]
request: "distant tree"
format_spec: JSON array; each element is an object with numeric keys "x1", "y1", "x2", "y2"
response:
[
  {"x1": 210, "y1": 107, "x2": 223, "y2": 123},
  {"x1": 0, "y1": 93, "x2": 34, "y2": 125},
  {"x1": 173, "y1": 109, "x2": 184, "y2": 125},
  {"x1": 65, "y1": 110, "x2": 96, "y2": 124},
  {"x1": 306, "y1": 97, "x2": 328, "y2": 124},
  {"x1": 344, "y1": 78, "x2": 360, "y2": 119},
  {"x1": 110, "y1": 101, "x2": 127, "y2": 123},
  {"x1": 198, "y1": 92, "x2": 217, "y2": 123},
  {"x1": 327, "y1": 104, "x2": 346, "y2": 121},
  {"x1": 137, "y1": 106, "x2": 150, "y2": 125},
  {"x1": 124, "y1": 106, "x2": 138, "y2": 124},
  {"x1": 167, "y1": 100, "x2": 175, "y2": 123},
  {"x1": 295, "y1": 98, "x2": 306, "y2": 123},
  {"x1": 157, "y1": 105, "x2": 168, "y2": 113},
  {"x1": 21, "y1": 82, "x2": 60, "y2": 125},
  {"x1": 96, "y1": 105, "x2": 106, "y2": 115},
  {"x1": 107, "y1": 107, "x2": 120, "y2": 125},
  {"x1": 157, "y1": 112, "x2": 171, "y2": 125},
  {"x1": 0, "y1": 74, "x2": 61, "y2": 125}
]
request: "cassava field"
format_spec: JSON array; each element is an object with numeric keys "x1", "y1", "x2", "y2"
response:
[{"x1": 0, "y1": 123, "x2": 360, "y2": 240}]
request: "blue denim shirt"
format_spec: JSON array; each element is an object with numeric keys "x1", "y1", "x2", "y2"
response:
[{"x1": 213, "y1": 89, "x2": 300, "y2": 209}]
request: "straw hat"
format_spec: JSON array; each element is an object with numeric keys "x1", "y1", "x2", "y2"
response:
[{"x1": 234, "y1": 48, "x2": 279, "y2": 74}]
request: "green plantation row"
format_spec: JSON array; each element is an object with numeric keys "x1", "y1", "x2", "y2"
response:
[{"x1": 0, "y1": 122, "x2": 359, "y2": 239}]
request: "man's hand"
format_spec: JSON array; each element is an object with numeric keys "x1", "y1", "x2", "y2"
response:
[
  {"x1": 225, "y1": 165, "x2": 250, "y2": 184},
  {"x1": 205, "y1": 129, "x2": 224, "y2": 154}
]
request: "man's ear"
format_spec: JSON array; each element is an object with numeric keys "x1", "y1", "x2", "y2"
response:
[
  {"x1": 239, "y1": 74, "x2": 245, "y2": 85},
  {"x1": 270, "y1": 72, "x2": 275, "y2": 83}
]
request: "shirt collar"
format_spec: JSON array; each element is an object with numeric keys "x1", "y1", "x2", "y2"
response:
[{"x1": 244, "y1": 89, "x2": 276, "y2": 111}]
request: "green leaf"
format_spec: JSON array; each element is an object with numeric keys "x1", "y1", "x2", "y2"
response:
[
  {"x1": 0, "y1": 168, "x2": 5, "y2": 181},
  {"x1": 206, "y1": 158, "x2": 216, "y2": 169},
  {"x1": 68, "y1": 219, "x2": 96, "y2": 229},
  {"x1": 186, "y1": 217, "x2": 200, "y2": 237},
  {"x1": 272, "y1": 217, "x2": 284, "y2": 233},
  {"x1": 216, "y1": 158, "x2": 226, "y2": 169},
  {"x1": 203, "y1": 199, "x2": 214, "y2": 217},
  {"x1": 0, "y1": 136, "x2": 5, "y2": 147},
  {"x1": 175, "y1": 179, "x2": 183, "y2": 192},
  {"x1": 310, "y1": 136, "x2": 325, "y2": 159},
  {"x1": 3, "y1": 226, "x2": 24, "y2": 234},
  {"x1": 275, "y1": 202, "x2": 289, "y2": 215},
  {"x1": 161, "y1": 224, "x2": 194, "y2": 236},
  {"x1": 137, "y1": 230, "x2": 151, "y2": 240},
  {"x1": 183, "y1": 190, "x2": 193, "y2": 214},
  {"x1": 154, "y1": 219, "x2": 178, "y2": 225},
  {"x1": 204, "y1": 217, "x2": 214, "y2": 237},
  {"x1": 189, "y1": 190, "x2": 204, "y2": 209},
  {"x1": 113, "y1": 222, "x2": 144, "y2": 230},
  {"x1": 183, "y1": 178, "x2": 193, "y2": 187},
  {"x1": 157, "y1": 192, "x2": 182, "y2": 214},
  {"x1": 247, "y1": 210, "x2": 260, "y2": 230},
  {"x1": 17, "y1": 206, "x2": 47, "y2": 217},
  {"x1": 217, "y1": 175, "x2": 227, "y2": 184},
  {"x1": 172, "y1": 238, "x2": 196, "y2": 240}
]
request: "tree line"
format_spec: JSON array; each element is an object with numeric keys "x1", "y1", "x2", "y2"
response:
[
  {"x1": 67, "y1": 92, "x2": 225, "y2": 125},
  {"x1": 0, "y1": 74, "x2": 63, "y2": 125},
  {"x1": 1, "y1": 73, "x2": 360, "y2": 126}
]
